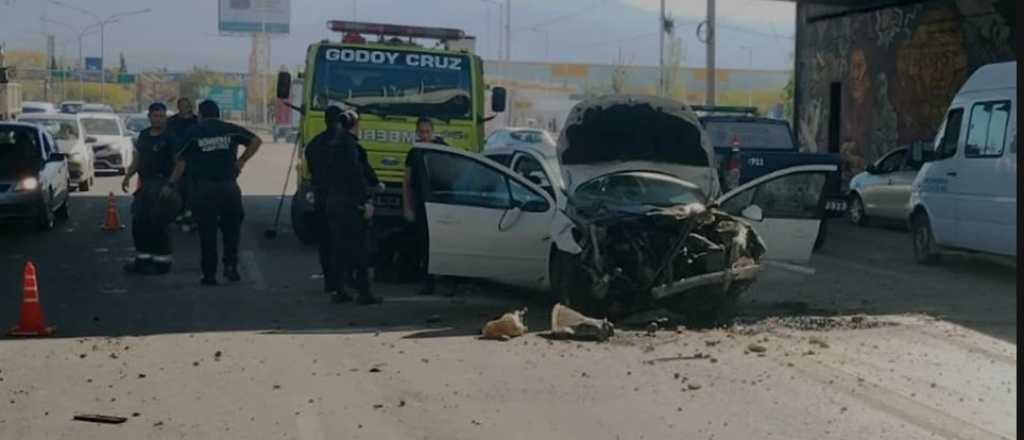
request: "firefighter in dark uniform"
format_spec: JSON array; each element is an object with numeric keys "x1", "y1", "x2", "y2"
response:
[
  {"x1": 121, "y1": 102, "x2": 181, "y2": 275},
  {"x1": 169, "y1": 100, "x2": 262, "y2": 285},
  {"x1": 306, "y1": 106, "x2": 381, "y2": 297},
  {"x1": 321, "y1": 109, "x2": 383, "y2": 305},
  {"x1": 402, "y1": 116, "x2": 447, "y2": 295},
  {"x1": 167, "y1": 97, "x2": 199, "y2": 231}
]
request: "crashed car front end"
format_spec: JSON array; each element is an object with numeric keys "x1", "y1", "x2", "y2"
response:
[{"x1": 559, "y1": 198, "x2": 765, "y2": 320}]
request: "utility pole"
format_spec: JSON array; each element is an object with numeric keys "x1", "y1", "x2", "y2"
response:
[
  {"x1": 504, "y1": 0, "x2": 511, "y2": 61},
  {"x1": 705, "y1": 0, "x2": 716, "y2": 106},
  {"x1": 658, "y1": 0, "x2": 665, "y2": 96}
]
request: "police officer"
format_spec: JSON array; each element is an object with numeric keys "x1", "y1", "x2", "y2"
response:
[
  {"x1": 306, "y1": 106, "x2": 380, "y2": 297},
  {"x1": 121, "y1": 102, "x2": 181, "y2": 275},
  {"x1": 402, "y1": 117, "x2": 446, "y2": 295},
  {"x1": 169, "y1": 100, "x2": 262, "y2": 285},
  {"x1": 323, "y1": 109, "x2": 382, "y2": 305},
  {"x1": 167, "y1": 97, "x2": 199, "y2": 231}
]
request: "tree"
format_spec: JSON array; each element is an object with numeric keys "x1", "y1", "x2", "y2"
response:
[{"x1": 177, "y1": 67, "x2": 235, "y2": 102}]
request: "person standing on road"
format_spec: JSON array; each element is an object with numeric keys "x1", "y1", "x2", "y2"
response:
[
  {"x1": 121, "y1": 102, "x2": 181, "y2": 275},
  {"x1": 306, "y1": 106, "x2": 380, "y2": 297},
  {"x1": 402, "y1": 117, "x2": 447, "y2": 296},
  {"x1": 169, "y1": 100, "x2": 262, "y2": 286},
  {"x1": 322, "y1": 108, "x2": 382, "y2": 305},
  {"x1": 167, "y1": 97, "x2": 199, "y2": 232}
]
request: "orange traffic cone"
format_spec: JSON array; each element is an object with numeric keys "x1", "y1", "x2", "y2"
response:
[
  {"x1": 8, "y1": 261, "x2": 55, "y2": 337},
  {"x1": 101, "y1": 192, "x2": 124, "y2": 231}
]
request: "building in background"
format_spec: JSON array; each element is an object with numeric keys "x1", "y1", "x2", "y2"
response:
[{"x1": 794, "y1": 0, "x2": 1015, "y2": 178}]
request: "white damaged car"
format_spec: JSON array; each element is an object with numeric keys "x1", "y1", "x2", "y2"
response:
[{"x1": 409, "y1": 95, "x2": 836, "y2": 322}]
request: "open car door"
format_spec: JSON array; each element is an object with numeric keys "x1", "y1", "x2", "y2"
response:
[
  {"x1": 717, "y1": 164, "x2": 838, "y2": 264},
  {"x1": 413, "y1": 146, "x2": 557, "y2": 288}
]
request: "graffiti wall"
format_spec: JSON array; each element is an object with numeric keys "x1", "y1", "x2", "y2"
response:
[{"x1": 795, "y1": 0, "x2": 1015, "y2": 178}]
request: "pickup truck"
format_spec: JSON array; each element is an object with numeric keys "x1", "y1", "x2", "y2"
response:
[{"x1": 696, "y1": 107, "x2": 846, "y2": 249}]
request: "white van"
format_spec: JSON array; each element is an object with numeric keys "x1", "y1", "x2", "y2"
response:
[{"x1": 908, "y1": 61, "x2": 1016, "y2": 264}]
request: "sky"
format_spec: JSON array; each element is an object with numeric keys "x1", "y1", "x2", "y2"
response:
[{"x1": 0, "y1": 0, "x2": 795, "y2": 73}]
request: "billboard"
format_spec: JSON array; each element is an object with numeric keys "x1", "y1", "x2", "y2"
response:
[
  {"x1": 84, "y1": 57, "x2": 103, "y2": 71},
  {"x1": 218, "y1": 0, "x2": 290, "y2": 34},
  {"x1": 200, "y1": 85, "x2": 246, "y2": 112}
]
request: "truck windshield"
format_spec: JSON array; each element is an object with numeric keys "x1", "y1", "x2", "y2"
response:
[
  {"x1": 311, "y1": 46, "x2": 472, "y2": 120},
  {"x1": 705, "y1": 120, "x2": 795, "y2": 150}
]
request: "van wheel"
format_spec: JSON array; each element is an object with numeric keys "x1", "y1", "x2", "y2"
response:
[
  {"x1": 911, "y1": 213, "x2": 940, "y2": 265},
  {"x1": 848, "y1": 194, "x2": 868, "y2": 226}
]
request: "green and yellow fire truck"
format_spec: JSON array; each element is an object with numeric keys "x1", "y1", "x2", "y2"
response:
[{"x1": 277, "y1": 20, "x2": 505, "y2": 271}]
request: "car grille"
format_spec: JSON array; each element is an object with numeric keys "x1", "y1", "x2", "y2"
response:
[{"x1": 92, "y1": 144, "x2": 111, "y2": 154}]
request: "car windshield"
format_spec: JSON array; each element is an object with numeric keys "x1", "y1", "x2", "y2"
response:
[
  {"x1": 312, "y1": 47, "x2": 472, "y2": 119},
  {"x1": 80, "y1": 118, "x2": 121, "y2": 136},
  {"x1": 0, "y1": 126, "x2": 41, "y2": 175},
  {"x1": 61, "y1": 103, "x2": 83, "y2": 113},
  {"x1": 21, "y1": 118, "x2": 79, "y2": 140},
  {"x1": 572, "y1": 172, "x2": 705, "y2": 208},
  {"x1": 705, "y1": 120, "x2": 795, "y2": 149},
  {"x1": 22, "y1": 107, "x2": 49, "y2": 114},
  {"x1": 510, "y1": 130, "x2": 554, "y2": 145},
  {"x1": 125, "y1": 117, "x2": 150, "y2": 132}
]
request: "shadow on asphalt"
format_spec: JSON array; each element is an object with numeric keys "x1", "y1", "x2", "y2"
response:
[{"x1": 0, "y1": 193, "x2": 1016, "y2": 344}]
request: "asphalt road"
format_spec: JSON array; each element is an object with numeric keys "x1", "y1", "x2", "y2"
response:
[{"x1": 0, "y1": 138, "x2": 1016, "y2": 439}]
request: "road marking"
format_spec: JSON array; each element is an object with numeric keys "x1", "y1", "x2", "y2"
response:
[{"x1": 240, "y1": 250, "x2": 267, "y2": 291}]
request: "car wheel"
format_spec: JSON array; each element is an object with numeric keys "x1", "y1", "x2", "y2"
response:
[
  {"x1": 848, "y1": 194, "x2": 868, "y2": 226},
  {"x1": 37, "y1": 202, "x2": 55, "y2": 231},
  {"x1": 911, "y1": 213, "x2": 940, "y2": 265}
]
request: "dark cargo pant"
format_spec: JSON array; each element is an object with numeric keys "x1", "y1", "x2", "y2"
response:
[
  {"x1": 313, "y1": 190, "x2": 337, "y2": 293},
  {"x1": 326, "y1": 199, "x2": 370, "y2": 296},
  {"x1": 192, "y1": 180, "x2": 244, "y2": 279},
  {"x1": 131, "y1": 177, "x2": 179, "y2": 270}
]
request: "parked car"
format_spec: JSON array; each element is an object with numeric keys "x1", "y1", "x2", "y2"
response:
[
  {"x1": 121, "y1": 113, "x2": 150, "y2": 142},
  {"x1": 909, "y1": 61, "x2": 1016, "y2": 264},
  {"x1": 18, "y1": 113, "x2": 96, "y2": 191},
  {"x1": 79, "y1": 113, "x2": 133, "y2": 175},
  {"x1": 59, "y1": 100, "x2": 86, "y2": 114},
  {"x1": 412, "y1": 95, "x2": 836, "y2": 322},
  {"x1": 21, "y1": 101, "x2": 57, "y2": 114},
  {"x1": 846, "y1": 145, "x2": 928, "y2": 226},
  {"x1": 0, "y1": 122, "x2": 71, "y2": 230},
  {"x1": 483, "y1": 127, "x2": 556, "y2": 151},
  {"x1": 697, "y1": 107, "x2": 846, "y2": 249},
  {"x1": 79, "y1": 103, "x2": 115, "y2": 114}
]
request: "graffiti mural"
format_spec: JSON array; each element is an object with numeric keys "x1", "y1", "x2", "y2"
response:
[{"x1": 796, "y1": 0, "x2": 1016, "y2": 174}]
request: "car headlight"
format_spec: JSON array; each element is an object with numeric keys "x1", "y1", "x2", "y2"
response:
[{"x1": 15, "y1": 177, "x2": 39, "y2": 191}]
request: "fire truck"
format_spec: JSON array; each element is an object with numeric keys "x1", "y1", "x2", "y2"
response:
[{"x1": 276, "y1": 21, "x2": 506, "y2": 273}]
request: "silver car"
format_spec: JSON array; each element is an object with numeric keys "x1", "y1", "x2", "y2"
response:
[
  {"x1": 18, "y1": 113, "x2": 96, "y2": 191},
  {"x1": 847, "y1": 147, "x2": 922, "y2": 226}
]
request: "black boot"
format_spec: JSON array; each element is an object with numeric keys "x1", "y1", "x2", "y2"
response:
[
  {"x1": 330, "y1": 290, "x2": 353, "y2": 304},
  {"x1": 224, "y1": 264, "x2": 241, "y2": 282},
  {"x1": 356, "y1": 292, "x2": 383, "y2": 305}
]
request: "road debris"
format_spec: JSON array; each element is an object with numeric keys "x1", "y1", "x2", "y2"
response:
[
  {"x1": 687, "y1": 383, "x2": 702, "y2": 391},
  {"x1": 546, "y1": 304, "x2": 614, "y2": 342},
  {"x1": 73, "y1": 414, "x2": 127, "y2": 424},
  {"x1": 747, "y1": 344, "x2": 767, "y2": 353},
  {"x1": 481, "y1": 308, "x2": 528, "y2": 340}
]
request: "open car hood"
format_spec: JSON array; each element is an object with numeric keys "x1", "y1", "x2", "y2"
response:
[{"x1": 557, "y1": 95, "x2": 719, "y2": 198}]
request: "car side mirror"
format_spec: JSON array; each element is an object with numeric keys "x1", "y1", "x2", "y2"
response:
[
  {"x1": 85, "y1": 136, "x2": 98, "y2": 143},
  {"x1": 48, "y1": 152, "x2": 66, "y2": 162},
  {"x1": 741, "y1": 204, "x2": 764, "y2": 222},
  {"x1": 276, "y1": 71, "x2": 292, "y2": 100},
  {"x1": 491, "y1": 87, "x2": 507, "y2": 113}
]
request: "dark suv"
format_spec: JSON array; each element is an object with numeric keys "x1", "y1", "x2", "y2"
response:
[{"x1": 0, "y1": 122, "x2": 71, "y2": 230}]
